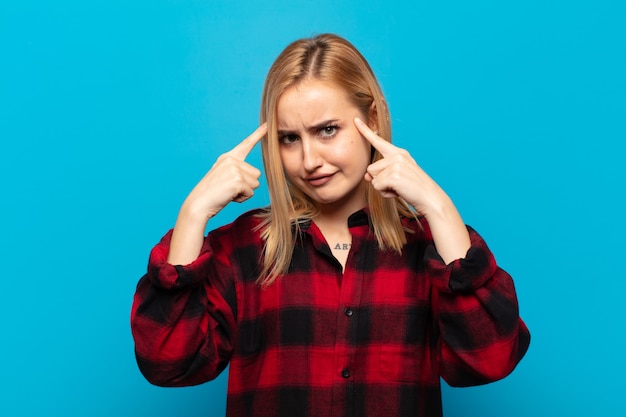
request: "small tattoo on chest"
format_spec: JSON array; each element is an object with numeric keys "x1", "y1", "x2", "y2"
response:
[{"x1": 333, "y1": 243, "x2": 351, "y2": 250}]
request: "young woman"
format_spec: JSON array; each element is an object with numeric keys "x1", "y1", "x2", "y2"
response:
[{"x1": 131, "y1": 33, "x2": 530, "y2": 417}]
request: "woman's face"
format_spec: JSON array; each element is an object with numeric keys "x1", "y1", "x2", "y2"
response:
[{"x1": 276, "y1": 79, "x2": 373, "y2": 213}]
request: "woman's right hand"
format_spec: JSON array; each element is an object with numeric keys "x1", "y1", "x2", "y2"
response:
[{"x1": 167, "y1": 124, "x2": 267, "y2": 265}]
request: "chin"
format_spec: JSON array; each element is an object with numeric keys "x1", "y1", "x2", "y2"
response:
[
  {"x1": 308, "y1": 195, "x2": 340, "y2": 205},
  {"x1": 301, "y1": 191, "x2": 338, "y2": 205}
]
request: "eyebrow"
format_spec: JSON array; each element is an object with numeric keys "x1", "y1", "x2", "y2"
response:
[{"x1": 277, "y1": 119, "x2": 339, "y2": 136}]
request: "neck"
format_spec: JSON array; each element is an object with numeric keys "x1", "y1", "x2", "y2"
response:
[
  {"x1": 314, "y1": 182, "x2": 368, "y2": 227},
  {"x1": 315, "y1": 202, "x2": 365, "y2": 229}
]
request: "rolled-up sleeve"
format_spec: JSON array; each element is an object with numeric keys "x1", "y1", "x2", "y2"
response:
[
  {"x1": 131, "y1": 228, "x2": 238, "y2": 387},
  {"x1": 426, "y1": 226, "x2": 531, "y2": 386}
]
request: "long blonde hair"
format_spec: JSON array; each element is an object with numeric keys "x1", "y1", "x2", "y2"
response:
[{"x1": 257, "y1": 34, "x2": 413, "y2": 286}]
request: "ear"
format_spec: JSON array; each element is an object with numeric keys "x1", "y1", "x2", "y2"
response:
[{"x1": 367, "y1": 101, "x2": 379, "y2": 133}]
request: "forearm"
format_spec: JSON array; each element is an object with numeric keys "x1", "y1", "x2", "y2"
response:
[
  {"x1": 422, "y1": 193, "x2": 471, "y2": 264},
  {"x1": 167, "y1": 202, "x2": 211, "y2": 265}
]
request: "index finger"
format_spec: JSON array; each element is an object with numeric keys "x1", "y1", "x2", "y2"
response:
[
  {"x1": 354, "y1": 117, "x2": 396, "y2": 157},
  {"x1": 229, "y1": 123, "x2": 268, "y2": 160}
]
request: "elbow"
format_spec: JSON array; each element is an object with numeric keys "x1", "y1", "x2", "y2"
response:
[
  {"x1": 135, "y1": 354, "x2": 186, "y2": 387},
  {"x1": 139, "y1": 371, "x2": 178, "y2": 388},
  {"x1": 134, "y1": 350, "x2": 226, "y2": 388},
  {"x1": 443, "y1": 324, "x2": 531, "y2": 387}
]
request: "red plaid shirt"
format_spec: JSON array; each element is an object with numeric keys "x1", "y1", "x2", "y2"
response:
[{"x1": 131, "y1": 209, "x2": 530, "y2": 417}]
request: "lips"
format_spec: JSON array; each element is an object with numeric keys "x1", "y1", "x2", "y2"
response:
[{"x1": 305, "y1": 172, "x2": 336, "y2": 186}]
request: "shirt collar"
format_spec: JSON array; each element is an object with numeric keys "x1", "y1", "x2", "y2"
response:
[
  {"x1": 347, "y1": 207, "x2": 370, "y2": 228},
  {"x1": 296, "y1": 207, "x2": 371, "y2": 234}
]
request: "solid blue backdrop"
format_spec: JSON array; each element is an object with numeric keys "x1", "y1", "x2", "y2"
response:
[{"x1": 1, "y1": 0, "x2": 624, "y2": 416}]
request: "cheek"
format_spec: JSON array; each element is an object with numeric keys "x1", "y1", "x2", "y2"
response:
[
  {"x1": 340, "y1": 137, "x2": 371, "y2": 168},
  {"x1": 278, "y1": 149, "x2": 298, "y2": 177}
]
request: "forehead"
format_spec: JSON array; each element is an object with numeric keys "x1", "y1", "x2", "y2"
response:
[{"x1": 276, "y1": 80, "x2": 356, "y2": 125}]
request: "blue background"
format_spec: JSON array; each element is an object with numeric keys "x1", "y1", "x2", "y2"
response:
[{"x1": 1, "y1": 0, "x2": 624, "y2": 416}]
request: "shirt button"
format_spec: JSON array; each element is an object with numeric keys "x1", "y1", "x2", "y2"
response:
[
  {"x1": 341, "y1": 369, "x2": 350, "y2": 378},
  {"x1": 344, "y1": 307, "x2": 353, "y2": 317}
]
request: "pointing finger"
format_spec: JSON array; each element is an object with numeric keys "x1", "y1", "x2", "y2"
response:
[
  {"x1": 229, "y1": 123, "x2": 268, "y2": 160},
  {"x1": 354, "y1": 117, "x2": 396, "y2": 157}
]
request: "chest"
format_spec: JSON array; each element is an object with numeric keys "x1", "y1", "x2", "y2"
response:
[{"x1": 236, "y1": 239, "x2": 433, "y2": 348}]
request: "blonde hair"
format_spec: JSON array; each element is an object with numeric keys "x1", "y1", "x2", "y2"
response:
[{"x1": 257, "y1": 33, "x2": 413, "y2": 286}]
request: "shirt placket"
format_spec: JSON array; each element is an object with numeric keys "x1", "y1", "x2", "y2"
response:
[{"x1": 331, "y1": 227, "x2": 365, "y2": 417}]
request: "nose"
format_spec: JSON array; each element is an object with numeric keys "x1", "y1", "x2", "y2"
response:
[{"x1": 301, "y1": 137, "x2": 323, "y2": 172}]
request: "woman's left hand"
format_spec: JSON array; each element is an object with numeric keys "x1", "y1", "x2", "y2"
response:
[
  {"x1": 354, "y1": 117, "x2": 471, "y2": 263},
  {"x1": 354, "y1": 117, "x2": 447, "y2": 217}
]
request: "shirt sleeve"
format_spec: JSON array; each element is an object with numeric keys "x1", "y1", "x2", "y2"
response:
[
  {"x1": 130, "y1": 228, "x2": 238, "y2": 387},
  {"x1": 425, "y1": 226, "x2": 531, "y2": 387}
]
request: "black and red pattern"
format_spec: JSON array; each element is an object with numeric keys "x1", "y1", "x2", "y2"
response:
[{"x1": 131, "y1": 209, "x2": 530, "y2": 417}]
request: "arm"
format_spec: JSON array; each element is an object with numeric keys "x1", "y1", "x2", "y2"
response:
[
  {"x1": 353, "y1": 119, "x2": 529, "y2": 383},
  {"x1": 131, "y1": 228, "x2": 238, "y2": 386},
  {"x1": 131, "y1": 125, "x2": 266, "y2": 385},
  {"x1": 426, "y1": 227, "x2": 530, "y2": 386}
]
